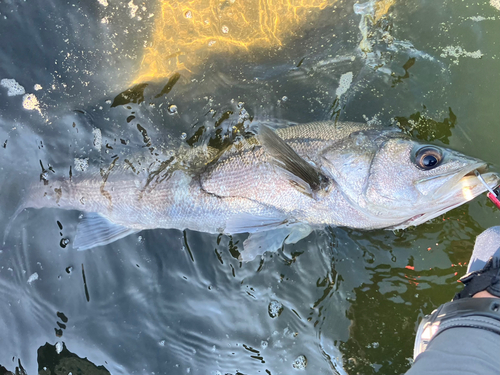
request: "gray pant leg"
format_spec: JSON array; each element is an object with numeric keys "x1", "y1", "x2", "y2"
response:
[{"x1": 406, "y1": 318, "x2": 500, "y2": 375}]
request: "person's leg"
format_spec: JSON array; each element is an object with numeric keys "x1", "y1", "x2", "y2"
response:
[
  {"x1": 407, "y1": 226, "x2": 500, "y2": 375},
  {"x1": 467, "y1": 226, "x2": 500, "y2": 273}
]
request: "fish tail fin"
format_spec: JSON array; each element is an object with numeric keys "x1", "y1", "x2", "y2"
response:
[
  {"x1": 2, "y1": 177, "x2": 67, "y2": 246},
  {"x1": 1, "y1": 165, "x2": 47, "y2": 247},
  {"x1": 0, "y1": 125, "x2": 68, "y2": 246}
]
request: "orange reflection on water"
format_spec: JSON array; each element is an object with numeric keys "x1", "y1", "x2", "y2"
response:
[
  {"x1": 374, "y1": 0, "x2": 395, "y2": 21},
  {"x1": 134, "y1": 0, "x2": 395, "y2": 83}
]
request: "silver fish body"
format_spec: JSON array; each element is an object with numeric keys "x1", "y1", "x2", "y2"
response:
[{"x1": 23, "y1": 121, "x2": 500, "y2": 260}]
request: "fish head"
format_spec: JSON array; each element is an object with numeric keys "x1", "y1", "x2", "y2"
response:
[{"x1": 321, "y1": 130, "x2": 500, "y2": 228}]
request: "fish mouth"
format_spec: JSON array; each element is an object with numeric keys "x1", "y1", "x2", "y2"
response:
[{"x1": 394, "y1": 164, "x2": 500, "y2": 228}]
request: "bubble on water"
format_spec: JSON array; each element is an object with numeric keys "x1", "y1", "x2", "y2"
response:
[
  {"x1": 128, "y1": 0, "x2": 138, "y2": 18},
  {"x1": 159, "y1": 340, "x2": 166, "y2": 346},
  {"x1": 208, "y1": 40, "x2": 216, "y2": 47},
  {"x1": 180, "y1": 132, "x2": 187, "y2": 140},
  {"x1": 168, "y1": 104, "x2": 178, "y2": 114},
  {"x1": 184, "y1": 10, "x2": 192, "y2": 18},
  {"x1": 34, "y1": 84, "x2": 42, "y2": 91},
  {"x1": 221, "y1": 25, "x2": 229, "y2": 33},
  {"x1": 1, "y1": 78, "x2": 25, "y2": 96},
  {"x1": 27, "y1": 272, "x2": 39, "y2": 284},
  {"x1": 336, "y1": 72, "x2": 353, "y2": 98},
  {"x1": 261, "y1": 340, "x2": 268, "y2": 349},
  {"x1": 268, "y1": 300, "x2": 284, "y2": 318},
  {"x1": 282, "y1": 96, "x2": 288, "y2": 102},
  {"x1": 292, "y1": 355, "x2": 307, "y2": 370},
  {"x1": 60, "y1": 238, "x2": 70, "y2": 248},
  {"x1": 440, "y1": 45, "x2": 483, "y2": 65},
  {"x1": 98, "y1": 0, "x2": 108, "y2": 6},
  {"x1": 40, "y1": 171, "x2": 49, "y2": 183},
  {"x1": 55, "y1": 342, "x2": 63, "y2": 354},
  {"x1": 74, "y1": 158, "x2": 89, "y2": 172}
]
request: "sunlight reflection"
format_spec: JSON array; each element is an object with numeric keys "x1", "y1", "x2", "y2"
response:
[{"x1": 134, "y1": 0, "x2": 395, "y2": 83}]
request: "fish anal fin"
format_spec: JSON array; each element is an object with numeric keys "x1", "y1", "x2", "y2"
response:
[{"x1": 73, "y1": 213, "x2": 138, "y2": 250}]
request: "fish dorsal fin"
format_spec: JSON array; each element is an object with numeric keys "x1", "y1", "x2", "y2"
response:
[
  {"x1": 258, "y1": 124, "x2": 331, "y2": 197},
  {"x1": 73, "y1": 213, "x2": 138, "y2": 250}
]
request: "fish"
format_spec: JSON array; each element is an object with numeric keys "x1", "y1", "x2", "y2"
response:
[{"x1": 11, "y1": 121, "x2": 500, "y2": 261}]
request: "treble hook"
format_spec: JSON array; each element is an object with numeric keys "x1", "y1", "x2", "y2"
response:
[{"x1": 474, "y1": 170, "x2": 500, "y2": 210}]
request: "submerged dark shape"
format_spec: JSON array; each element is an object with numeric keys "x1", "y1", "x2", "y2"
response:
[
  {"x1": 9, "y1": 121, "x2": 500, "y2": 261},
  {"x1": 110, "y1": 83, "x2": 149, "y2": 108},
  {"x1": 37, "y1": 342, "x2": 110, "y2": 375},
  {"x1": 394, "y1": 107, "x2": 457, "y2": 145}
]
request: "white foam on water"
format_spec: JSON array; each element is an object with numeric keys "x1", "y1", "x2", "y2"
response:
[
  {"x1": 128, "y1": 0, "x2": 138, "y2": 18},
  {"x1": 74, "y1": 157, "x2": 89, "y2": 172},
  {"x1": 27, "y1": 272, "x2": 39, "y2": 284},
  {"x1": 336, "y1": 72, "x2": 353, "y2": 98},
  {"x1": 1, "y1": 78, "x2": 25, "y2": 96},
  {"x1": 92, "y1": 128, "x2": 102, "y2": 150},
  {"x1": 441, "y1": 45, "x2": 483, "y2": 65}
]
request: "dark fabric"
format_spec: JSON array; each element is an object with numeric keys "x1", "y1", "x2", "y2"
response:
[
  {"x1": 455, "y1": 258, "x2": 500, "y2": 299},
  {"x1": 406, "y1": 316, "x2": 500, "y2": 375}
]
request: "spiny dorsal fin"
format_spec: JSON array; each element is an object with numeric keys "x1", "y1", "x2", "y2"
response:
[{"x1": 258, "y1": 124, "x2": 331, "y2": 197}]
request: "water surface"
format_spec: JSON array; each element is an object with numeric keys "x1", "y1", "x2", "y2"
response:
[{"x1": 1, "y1": 0, "x2": 500, "y2": 374}]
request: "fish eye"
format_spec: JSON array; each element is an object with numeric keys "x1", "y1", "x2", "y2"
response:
[{"x1": 414, "y1": 147, "x2": 442, "y2": 170}]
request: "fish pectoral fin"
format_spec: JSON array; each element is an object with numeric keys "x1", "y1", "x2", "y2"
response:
[
  {"x1": 258, "y1": 124, "x2": 331, "y2": 198},
  {"x1": 73, "y1": 213, "x2": 138, "y2": 250},
  {"x1": 240, "y1": 224, "x2": 313, "y2": 262}
]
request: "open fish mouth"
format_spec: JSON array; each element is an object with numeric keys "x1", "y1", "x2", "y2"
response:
[
  {"x1": 396, "y1": 164, "x2": 500, "y2": 228},
  {"x1": 431, "y1": 162, "x2": 489, "y2": 196}
]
